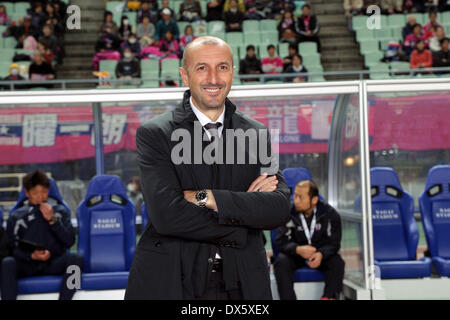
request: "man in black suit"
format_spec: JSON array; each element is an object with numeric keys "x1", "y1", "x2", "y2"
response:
[{"x1": 125, "y1": 36, "x2": 291, "y2": 300}]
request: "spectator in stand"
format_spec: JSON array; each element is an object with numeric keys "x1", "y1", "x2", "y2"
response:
[
  {"x1": 433, "y1": 37, "x2": 450, "y2": 74},
  {"x1": 14, "y1": 15, "x2": 39, "y2": 42},
  {"x1": 159, "y1": 30, "x2": 181, "y2": 59},
  {"x1": 138, "y1": 1, "x2": 155, "y2": 23},
  {"x1": 278, "y1": 10, "x2": 298, "y2": 45},
  {"x1": 424, "y1": 0, "x2": 439, "y2": 12},
  {"x1": 423, "y1": 11, "x2": 442, "y2": 34},
  {"x1": 243, "y1": 0, "x2": 265, "y2": 19},
  {"x1": 31, "y1": 2, "x2": 46, "y2": 28},
  {"x1": 380, "y1": 0, "x2": 403, "y2": 14},
  {"x1": 158, "y1": 0, "x2": 175, "y2": 20},
  {"x1": 137, "y1": 15, "x2": 156, "y2": 47},
  {"x1": 29, "y1": 51, "x2": 55, "y2": 87},
  {"x1": 179, "y1": 0, "x2": 202, "y2": 22},
  {"x1": 206, "y1": 0, "x2": 224, "y2": 21},
  {"x1": 155, "y1": 9, "x2": 179, "y2": 41},
  {"x1": 239, "y1": 44, "x2": 263, "y2": 82},
  {"x1": 269, "y1": 0, "x2": 295, "y2": 20},
  {"x1": 38, "y1": 40, "x2": 54, "y2": 65},
  {"x1": 296, "y1": 4, "x2": 321, "y2": 52},
  {"x1": 119, "y1": 15, "x2": 133, "y2": 41},
  {"x1": 403, "y1": 15, "x2": 417, "y2": 40},
  {"x1": 404, "y1": 24, "x2": 425, "y2": 56},
  {"x1": 92, "y1": 42, "x2": 121, "y2": 71},
  {"x1": 51, "y1": 0, "x2": 68, "y2": 19},
  {"x1": 439, "y1": 0, "x2": 450, "y2": 11},
  {"x1": 39, "y1": 24, "x2": 64, "y2": 64},
  {"x1": 44, "y1": 3, "x2": 60, "y2": 25},
  {"x1": 0, "y1": 170, "x2": 83, "y2": 300},
  {"x1": 344, "y1": 0, "x2": 364, "y2": 31},
  {"x1": 224, "y1": 0, "x2": 245, "y2": 32},
  {"x1": 223, "y1": 0, "x2": 246, "y2": 12},
  {"x1": 98, "y1": 11, "x2": 118, "y2": 35},
  {"x1": 95, "y1": 25, "x2": 121, "y2": 52},
  {"x1": 261, "y1": 44, "x2": 283, "y2": 82},
  {"x1": 410, "y1": 40, "x2": 433, "y2": 74},
  {"x1": 179, "y1": 25, "x2": 197, "y2": 50},
  {"x1": 2, "y1": 64, "x2": 26, "y2": 90},
  {"x1": 429, "y1": 26, "x2": 446, "y2": 53},
  {"x1": 121, "y1": 33, "x2": 141, "y2": 57},
  {"x1": 282, "y1": 43, "x2": 298, "y2": 71},
  {"x1": 116, "y1": 47, "x2": 141, "y2": 81},
  {"x1": 0, "y1": 4, "x2": 9, "y2": 25},
  {"x1": 284, "y1": 54, "x2": 308, "y2": 82}
]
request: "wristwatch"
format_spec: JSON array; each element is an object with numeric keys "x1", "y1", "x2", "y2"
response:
[
  {"x1": 195, "y1": 189, "x2": 208, "y2": 207},
  {"x1": 49, "y1": 216, "x2": 59, "y2": 224}
]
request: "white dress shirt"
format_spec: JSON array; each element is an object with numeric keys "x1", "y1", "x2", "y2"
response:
[{"x1": 189, "y1": 96, "x2": 225, "y2": 140}]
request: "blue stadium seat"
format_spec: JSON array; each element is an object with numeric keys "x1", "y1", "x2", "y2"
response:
[
  {"x1": 77, "y1": 175, "x2": 136, "y2": 290},
  {"x1": 140, "y1": 202, "x2": 149, "y2": 230},
  {"x1": 419, "y1": 165, "x2": 450, "y2": 277},
  {"x1": 358, "y1": 167, "x2": 431, "y2": 279},
  {"x1": 270, "y1": 229, "x2": 325, "y2": 282},
  {"x1": 8, "y1": 177, "x2": 71, "y2": 294},
  {"x1": 0, "y1": 207, "x2": 3, "y2": 227},
  {"x1": 282, "y1": 167, "x2": 324, "y2": 202}
]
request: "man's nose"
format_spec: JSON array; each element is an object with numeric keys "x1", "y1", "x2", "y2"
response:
[{"x1": 207, "y1": 68, "x2": 219, "y2": 85}]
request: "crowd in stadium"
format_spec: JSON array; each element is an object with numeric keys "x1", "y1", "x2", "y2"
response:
[{"x1": 0, "y1": 0, "x2": 68, "y2": 87}]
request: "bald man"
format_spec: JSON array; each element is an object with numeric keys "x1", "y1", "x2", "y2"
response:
[{"x1": 125, "y1": 36, "x2": 290, "y2": 300}]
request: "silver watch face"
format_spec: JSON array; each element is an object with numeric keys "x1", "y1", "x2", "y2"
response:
[{"x1": 195, "y1": 190, "x2": 208, "y2": 203}]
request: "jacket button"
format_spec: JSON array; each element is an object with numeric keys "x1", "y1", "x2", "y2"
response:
[{"x1": 154, "y1": 241, "x2": 161, "y2": 247}]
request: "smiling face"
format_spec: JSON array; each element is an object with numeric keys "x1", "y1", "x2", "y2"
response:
[{"x1": 180, "y1": 38, "x2": 234, "y2": 111}]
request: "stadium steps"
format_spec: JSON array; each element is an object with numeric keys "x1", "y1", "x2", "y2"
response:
[
  {"x1": 310, "y1": 0, "x2": 365, "y2": 81},
  {"x1": 56, "y1": 0, "x2": 105, "y2": 88}
]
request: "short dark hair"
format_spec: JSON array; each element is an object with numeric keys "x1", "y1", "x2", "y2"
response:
[
  {"x1": 412, "y1": 23, "x2": 422, "y2": 30},
  {"x1": 23, "y1": 170, "x2": 50, "y2": 191},
  {"x1": 293, "y1": 53, "x2": 303, "y2": 62},
  {"x1": 296, "y1": 180, "x2": 319, "y2": 200},
  {"x1": 267, "y1": 44, "x2": 275, "y2": 51},
  {"x1": 246, "y1": 44, "x2": 255, "y2": 52},
  {"x1": 441, "y1": 37, "x2": 449, "y2": 45},
  {"x1": 302, "y1": 4, "x2": 310, "y2": 10},
  {"x1": 288, "y1": 43, "x2": 298, "y2": 51}
]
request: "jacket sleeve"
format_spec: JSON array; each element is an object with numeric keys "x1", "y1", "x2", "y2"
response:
[
  {"x1": 213, "y1": 129, "x2": 291, "y2": 230},
  {"x1": 275, "y1": 223, "x2": 299, "y2": 257},
  {"x1": 6, "y1": 215, "x2": 32, "y2": 262},
  {"x1": 48, "y1": 206, "x2": 76, "y2": 249},
  {"x1": 317, "y1": 210, "x2": 342, "y2": 260},
  {"x1": 137, "y1": 124, "x2": 248, "y2": 248}
]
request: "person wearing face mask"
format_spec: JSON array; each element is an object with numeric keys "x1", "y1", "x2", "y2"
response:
[
  {"x1": 284, "y1": 54, "x2": 308, "y2": 82},
  {"x1": 126, "y1": 176, "x2": 144, "y2": 217},
  {"x1": 115, "y1": 48, "x2": 141, "y2": 83},
  {"x1": 2, "y1": 63, "x2": 26, "y2": 90},
  {"x1": 274, "y1": 180, "x2": 345, "y2": 300},
  {"x1": 410, "y1": 40, "x2": 433, "y2": 75},
  {"x1": 121, "y1": 33, "x2": 141, "y2": 57},
  {"x1": 223, "y1": 0, "x2": 245, "y2": 32},
  {"x1": 119, "y1": 15, "x2": 133, "y2": 41}
]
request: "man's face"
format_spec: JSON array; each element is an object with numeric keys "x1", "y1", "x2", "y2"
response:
[
  {"x1": 33, "y1": 52, "x2": 43, "y2": 63},
  {"x1": 25, "y1": 185, "x2": 49, "y2": 205},
  {"x1": 408, "y1": 17, "x2": 416, "y2": 25},
  {"x1": 417, "y1": 41, "x2": 425, "y2": 50},
  {"x1": 414, "y1": 26, "x2": 421, "y2": 35},
  {"x1": 293, "y1": 55, "x2": 301, "y2": 67},
  {"x1": 162, "y1": 13, "x2": 170, "y2": 21},
  {"x1": 180, "y1": 44, "x2": 234, "y2": 111},
  {"x1": 247, "y1": 48, "x2": 255, "y2": 58},
  {"x1": 43, "y1": 27, "x2": 51, "y2": 36},
  {"x1": 268, "y1": 47, "x2": 275, "y2": 57},
  {"x1": 302, "y1": 6, "x2": 310, "y2": 16},
  {"x1": 293, "y1": 185, "x2": 317, "y2": 213}
]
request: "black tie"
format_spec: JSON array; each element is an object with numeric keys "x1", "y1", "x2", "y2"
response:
[{"x1": 204, "y1": 122, "x2": 222, "y2": 142}]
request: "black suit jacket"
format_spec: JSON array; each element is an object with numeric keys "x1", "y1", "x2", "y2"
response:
[{"x1": 125, "y1": 90, "x2": 290, "y2": 299}]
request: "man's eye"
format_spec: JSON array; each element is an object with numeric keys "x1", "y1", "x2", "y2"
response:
[
  {"x1": 197, "y1": 66, "x2": 206, "y2": 71},
  {"x1": 219, "y1": 65, "x2": 229, "y2": 71}
]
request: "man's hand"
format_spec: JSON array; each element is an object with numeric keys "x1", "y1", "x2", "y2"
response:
[
  {"x1": 296, "y1": 245, "x2": 316, "y2": 259},
  {"x1": 31, "y1": 249, "x2": 51, "y2": 261},
  {"x1": 40, "y1": 203, "x2": 54, "y2": 222},
  {"x1": 247, "y1": 173, "x2": 278, "y2": 192},
  {"x1": 307, "y1": 251, "x2": 323, "y2": 269}
]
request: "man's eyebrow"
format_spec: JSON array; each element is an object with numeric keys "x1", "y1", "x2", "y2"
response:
[{"x1": 193, "y1": 61, "x2": 231, "y2": 67}]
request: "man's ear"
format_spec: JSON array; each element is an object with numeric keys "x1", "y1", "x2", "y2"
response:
[
  {"x1": 312, "y1": 195, "x2": 319, "y2": 207},
  {"x1": 179, "y1": 67, "x2": 189, "y2": 87},
  {"x1": 24, "y1": 189, "x2": 30, "y2": 199}
]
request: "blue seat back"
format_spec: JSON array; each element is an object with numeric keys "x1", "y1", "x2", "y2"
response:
[
  {"x1": 77, "y1": 175, "x2": 136, "y2": 273},
  {"x1": 8, "y1": 177, "x2": 71, "y2": 216},
  {"x1": 368, "y1": 167, "x2": 418, "y2": 261},
  {"x1": 140, "y1": 202, "x2": 149, "y2": 230},
  {"x1": 270, "y1": 228, "x2": 281, "y2": 258},
  {"x1": 419, "y1": 165, "x2": 450, "y2": 259}
]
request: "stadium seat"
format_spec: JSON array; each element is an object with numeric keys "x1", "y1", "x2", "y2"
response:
[
  {"x1": 244, "y1": 31, "x2": 262, "y2": 46},
  {"x1": 161, "y1": 59, "x2": 180, "y2": 75},
  {"x1": 270, "y1": 229, "x2": 325, "y2": 282},
  {"x1": 389, "y1": 27, "x2": 403, "y2": 42},
  {"x1": 374, "y1": 29, "x2": 392, "y2": 41},
  {"x1": 99, "y1": 60, "x2": 118, "y2": 78},
  {"x1": 177, "y1": 21, "x2": 189, "y2": 34},
  {"x1": 278, "y1": 42, "x2": 289, "y2": 58},
  {"x1": 207, "y1": 20, "x2": 225, "y2": 34},
  {"x1": 141, "y1": 202, "x2": 149, "y2": 230},
  {"x1": 310, "y1": 75, "x2": 326, "y2": 82},
  {"x1": 389, "y1": 61, "x2": 411, "y2": 78},
  {"x1": 352, "y1": 16, "x2": 366, "y2": 31},
  {"x1": 8, "y1": 177, "x2": 72, "y2": 294},
  {"x1": 359, "y1": 40, "x2": 379, "y2": 54},
  {"x1": 356, "y1": 167, "x2": 432, "y2": 279},
  {"x1": 369, "y1": 63, "x2": 390, "y2": 80},
  {"x1": 243, "y1": 20, "x2": 260, "y2": 33},
  {"x1": 260, "y1": 31, "x2": 278, "y2": 46},
  {"x1": 364, "y1": 51, "x2": 383, "y2": 67},
  {"x1": 302, "y1": 54, "x2": 321, "y2": 68},
  {"x1": 141, "y1": 59, "x2": 159, "y2": 76},
  {"x1": 77, "y1": 175, "x2": 136, "y2": 290},
  {"x1": 298, "y1": 42, "x2": 318, "y2": 56},
  {"x1": 356, "y1": 29, "x2": 374, "y2": 42},
  {"x1": 0, "y1": 2, "x2": 14, "y2": 14},
  {"x1": 226, "y1": 32, "x2": 244, "y2": 47},
  {"x1": 0, "y1": 49, "x2": 15, "y2": 62},
  {"x1": 106, "y1": 1, "x2": 124, "y2": 16},
  {"x1": 0, "y1": 207, "x2": 3, "y2": 226},
  {"x1": 260, "y1": 19, "x2": 277, "y2": 31},
  {"x1": 419, "y1": 165, "x2": 450, "y2": 277},
  {"x1": 14, "y1": 2, "x2": 31, "y2": 14},
  {"x1": 3, "y1": 37, "x2": 17, "y2": 49},
  {"x1": 388, "y1": 14, "x2": 406, "y2": 28}
]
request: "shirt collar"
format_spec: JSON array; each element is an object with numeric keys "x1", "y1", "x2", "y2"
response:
[{"x1": 189, "y1": 96, "x2": 225, "y2": 127}]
